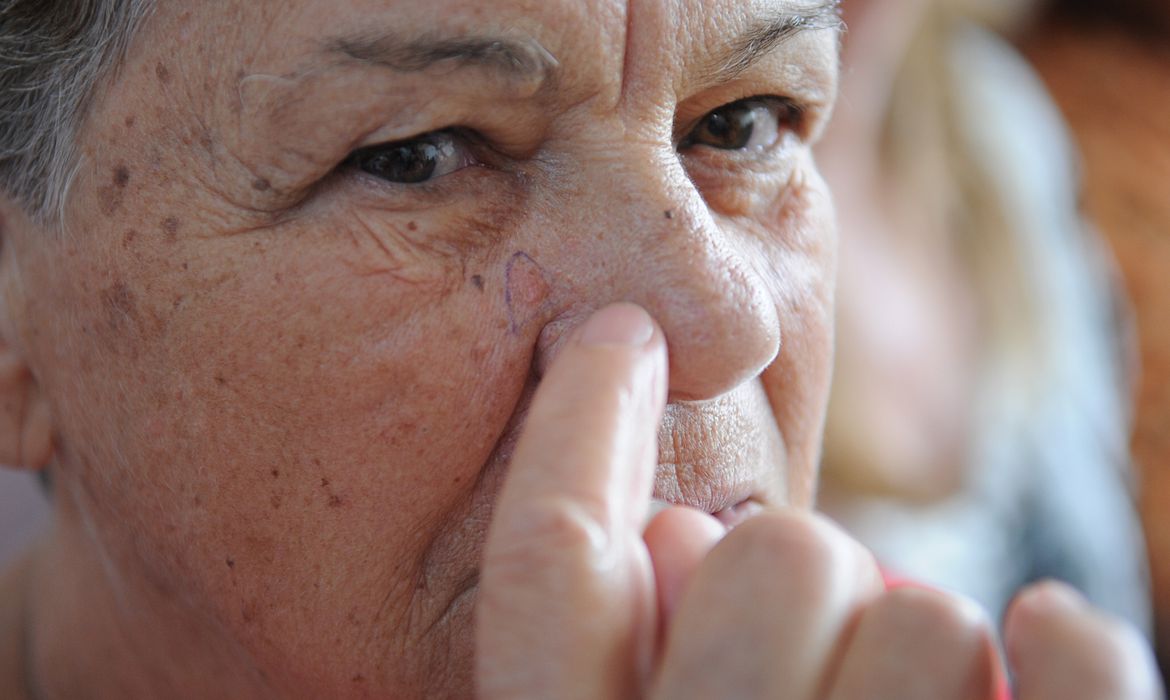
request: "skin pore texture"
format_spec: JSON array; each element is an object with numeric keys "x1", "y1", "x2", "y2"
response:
[
  {"x1": 0, "y1": 1, "x2": 1163, "y2": 698},
  {"x1": 2, "y1": 0, "x2": 838, "y2": 696}
]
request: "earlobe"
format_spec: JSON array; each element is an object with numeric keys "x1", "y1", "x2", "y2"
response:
[
  {"x1": 0, "y1": 343, "x2": 52, "y2": 470},
  {"x1": 0, "y1": 204, "x2": 54, "y2": 471},
  {"x1": 21, "y1": 389, "x2": 53, "y2": 469}
]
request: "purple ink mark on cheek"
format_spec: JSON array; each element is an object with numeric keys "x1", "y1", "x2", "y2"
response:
[{"x1": 504, "y1": 251, "x2": 552, "y2": 335}]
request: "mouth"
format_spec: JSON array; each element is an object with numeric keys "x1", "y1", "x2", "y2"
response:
[
  {"x1": 647, "y1": 495, "x2": 765, "y2": 531},
  {"x1": 647, "y1": 390, "x2": 785, "y2": 532},
  {"x1": 483, "y1": 376, "x2": 785, "y2": 538}
]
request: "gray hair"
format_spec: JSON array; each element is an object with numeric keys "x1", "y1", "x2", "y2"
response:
[{"x1": 0, "y1": 0, "x2": 154, "y2": 225}]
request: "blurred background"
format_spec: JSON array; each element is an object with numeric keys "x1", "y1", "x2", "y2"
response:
[
  {"x1": 1, "y1": 471, "x2": 48, "y2": 569},
  {"x1": 815, "y1": 0, "x2": 1170, "y2": 683},
  {"x1": 3, "y1": 0, "x2": 1169, "y2": 684}
]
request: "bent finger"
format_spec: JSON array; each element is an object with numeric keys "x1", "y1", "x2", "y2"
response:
[
  {"x1": 477, "y1": 303, "x2": 668, "y2": 699},
  {"x1": 1006, "y1": 581, "x2": 1163, "y2": 700},
  {"x1": 643, "y1": 505, "x2": 725, "y2": 627},
  {"x1": 652, "y1": 511, "x2": 884, "y2": 700},
  {"x1": 826, "y1": 586, "x2": 1001, "y2": 700}
]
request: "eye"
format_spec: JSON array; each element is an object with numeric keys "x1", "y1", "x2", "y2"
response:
[
  {"x1": 682, "y1": 97, "x2": 803, "y2": 152},
  {"x1": 346, "y1": 130, "x2": 476, "y2": 184}
]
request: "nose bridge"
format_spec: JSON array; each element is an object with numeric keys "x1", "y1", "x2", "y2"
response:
[{"x1": 553, "y1": 144, "x2": 782, "y2": 402}]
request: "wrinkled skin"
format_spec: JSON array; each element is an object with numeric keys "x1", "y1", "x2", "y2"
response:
[
  {"x1": 3, "y1": 0, "x2": 837, "y2": 696},
  {"x1": 0, "y1": 0, "x2": 1161, "y2": 698}
]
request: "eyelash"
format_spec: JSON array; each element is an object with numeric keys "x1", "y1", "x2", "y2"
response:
[
  {"x1": 341, "y1": 94, "x2": 805, "y2": 189},
  {"x1": 679, "y1": 96, "x2": 805, "y2": 153}
]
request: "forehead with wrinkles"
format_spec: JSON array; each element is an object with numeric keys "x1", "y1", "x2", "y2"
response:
[{"x1": 97, "y1": 0, "x2": 837, "y2": 210}]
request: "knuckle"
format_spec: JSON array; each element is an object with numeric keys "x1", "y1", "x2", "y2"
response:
[
  {"x1": 874, "y1": 587, "x2": 995, "y2": 650},
  {"x1": 488, "y1": 497, "x2": 612, "y2": 570},
  {"x1": 715, "y1": 511, "x2": 864, "y2": 592}
]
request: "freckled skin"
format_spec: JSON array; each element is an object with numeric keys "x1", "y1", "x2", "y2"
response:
[{"x1": 0, "y1": 0, "x2": 840, "y2": 698}]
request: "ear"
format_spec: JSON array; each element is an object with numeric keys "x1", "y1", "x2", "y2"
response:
[
  {"x1": 0, "y1": 345, "x2": 52, "y2": 470},
  {"x1": 0, "y1": 206, "x2": 53, "y2": 471}
]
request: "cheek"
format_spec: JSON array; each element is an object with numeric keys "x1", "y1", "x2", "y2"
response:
[
  {"x1": 38, "y1": 194, "x2": 541, "y2": 683},
  {"x1": 753, "y1": 166, "x2": 837, "y2": 507}
]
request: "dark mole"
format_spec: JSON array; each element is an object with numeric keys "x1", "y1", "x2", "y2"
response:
[
  {"x1": 181, "y1": 262, "x2": 189, "y2": 271},
  {"x1": 251, "y1": 177, "x2": 271, "y2": 192},
  {"x1": 155, "y1": 62, "x2": 171, "y2": 83},
  {"x1": 214, "y1": 374, "x2": 227, "y2": 386},
  {"x1": 406, "y1": 221, "x2": 418, "y2": 232},
  {"x1": 664, "y1": 209, "x2": 674, "y2": 219},
  {"x1": 162, "y1": 216, "x2": 180, "y2": 238},
  {"x1": 351, "y1": 675, "x2": 365, "y2": 684},
  {"x1": 226, "y1": 557, "x2": 235, "y2": 569},
  {"x1": 113, "y1": 165, "x2": 130, "y2": 188},
  {"x1": 470, "y1": 274, "x2": 484, "y2": 291},
  {"x1": 271, "y1": 469, "x2": 280, "y2": 478}
]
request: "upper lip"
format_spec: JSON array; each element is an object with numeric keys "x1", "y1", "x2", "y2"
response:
[
  {"x1": 487, "y1": 378, "x2": 780, "y2": 524},
  {"x1": 650, "y1": 399, "x2": 776, "y2": 517}
]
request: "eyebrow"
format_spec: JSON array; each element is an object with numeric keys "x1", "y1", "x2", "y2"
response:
[
  {"x1": 325, "y1": 32, "x2": 559, "y2": 89},
  {"x1": 710, "y1": 1, "x2": 843, "y2": 83},
  {"x1": 322, "y1": 2, "x2": 840, "y2": 93}
]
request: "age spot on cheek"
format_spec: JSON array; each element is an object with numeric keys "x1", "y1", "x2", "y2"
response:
[
  {"x1": 113, "y1": 165, "x2": 130, "y2": 188},
  {"x1": 161, "y1": 216, "x2": 180, "y2": 239},
  {"x1": 97, "y1": 165, "x2": 131, "y2": 215},
  {"x1": 504, "y1": 251, "x2": 552, "y2": 334},
  {"x1": 101, "y1": 280, "x2": 139, "y2": 331}
]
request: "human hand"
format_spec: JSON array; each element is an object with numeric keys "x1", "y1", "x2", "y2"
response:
[{"x1": 476, "y1": 303, "x2": 1163, "y2": 700}]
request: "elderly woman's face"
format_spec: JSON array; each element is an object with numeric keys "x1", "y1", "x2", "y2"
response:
[{"x1": 8, "y1": 0, "x2": 838, "y2": 695}]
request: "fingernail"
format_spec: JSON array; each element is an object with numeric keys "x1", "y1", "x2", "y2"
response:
[
  {"x1": 580, "y1": 303, "x2": 654, "y2": 347},
  {"x1": 1020, "y1": 580, "x2": 1087, "y2": 616}
]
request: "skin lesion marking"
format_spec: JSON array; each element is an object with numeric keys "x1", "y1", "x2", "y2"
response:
[{"x1": 504, "y1": 251, "x2": 552, "y2": 334}]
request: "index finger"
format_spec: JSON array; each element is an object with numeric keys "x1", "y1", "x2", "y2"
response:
[{"x1": 476, "y1": 303, "x2": 668, "y2": 699}]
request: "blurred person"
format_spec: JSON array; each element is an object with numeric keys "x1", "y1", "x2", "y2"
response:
[
  {"x1": 817, "y1": 0, "x2": 1152, "y2": 631},
  {"x1": 0, "y1": 1, "x2": 1162, "y2": 698},
  {"x1": 1025, "y1": 0, "x2": 1170, "y2": 675}
]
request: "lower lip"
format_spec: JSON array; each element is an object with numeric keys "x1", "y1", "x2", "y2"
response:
[
  {"x1": 712, "y1": 499, "x2": 765, "y2": 530},
  {"x1": 647, "y1": 498, "x2": 764, "y2": 532}
]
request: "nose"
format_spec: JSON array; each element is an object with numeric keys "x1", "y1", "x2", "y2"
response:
[{"x1": 534, "y1": 147, "x2": 781, "y2": 403}]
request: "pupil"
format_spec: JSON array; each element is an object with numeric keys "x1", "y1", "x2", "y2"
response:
[
  {"x1": 364, "y1": 141, "x2": 439, "y2": 183},
  {"x1": 703, "y1": 106, "x2": 755, "y2": 149}
]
